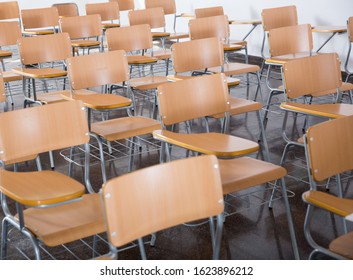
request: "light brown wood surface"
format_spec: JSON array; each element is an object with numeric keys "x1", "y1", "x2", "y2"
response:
[
  {"x1": 102, "y1": 155, "x2": 224, "y2": 247},
  {"x1": 195, "y1": 6, "x2": 224, "y2": 18},
  {"x1": 261, "y1": 5, "x2": 298, "y2": 31},
  {"x1": 145, "y1": 0, "x2": 176, "y2": 15},
  {"x1": 21, "y1": 7, "x2": 59, "y2": 32},
  {"x1": 0, "y1": 1, "x2": 19, "y2": 20},
  {"x1": 59, "y1": 14, "x2": 102, "y2": 40},
  {"x1": 109, "y1": 0, "x2": 134, "y2": 11}
]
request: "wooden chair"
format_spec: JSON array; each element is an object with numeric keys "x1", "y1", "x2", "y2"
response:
[
  {"x1": 194, "y1": 6, "x2": 247, "y2": 48},
  {"x1": 12, "y1": 32, "x2": 73, "y2": 106},
  {"x1": 153, "y1": 73, "x2": 300, "y2": 259},
  {"x1": 170, "y1": 38, "x2": 267, "y2": 151},
  {"x1": 64, "y1": 50, "x2": 161, "y2": 180},
  {"x1": 261, "y1": 5, "x2": 298, "y2": 62},
  {"x1": 344, "y1": 16, "x2": 353, "y2": 82},
  {"x1": 0, "y1": 100, "x2": 106, "y2": 260},
  {"x1": 302, "y1": 115, "x2": 353, "y2": 259},
  {"x1": 0, "y1": 1, "x2": 20, "y2": 21},
  {"x1": 20, "y1": 7, "x2": 60, "y2": 36},
  {"x1": 106, "y1": 24, "x2": 169, "y2": 98},
  {"x1": 0, "y1": 21, "x2": 23, "y2": 105},
  {"x1": 189, "y1": 15, "x2": 247, "y2": 64},
  {"x1": 277, "y1": 53, "x2": 353, "y2": 174},
  {"x1": 86, "y1": 2, "x2": 120, "y2": 32},
  {"x1": 145, "y1": 0, "x2": 188, "y2": 37},
  {"x1": 101, "y1": 155, "x2": 224, "y2": 259},
  {"x1": 52, "y1": 2, "x2": 79, "y2": 18},
  {"x1": 59, "y1": 14, "x2": 103, "y2": 55}
]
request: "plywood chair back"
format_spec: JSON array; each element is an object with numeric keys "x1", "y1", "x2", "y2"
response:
[
  {"x1": 145, "y1": 0, "x2": 176, "y2": 15},
  {"x1": 106, "y1": 24, "x2": 153, "y2": 52},
  {"x1": 21, "y1": 7, "x2": 60, "y2": 30},
  {"x1": 0, "y1": 72, "x2": 5, "y2": 103},
  {"x1": 86, "y1": 2, "x2": 120, "y2": 23},
  {"x1": 52, "y1": 2, "x2": 79, "y2": 18},
  {"x1": 0, "y1": 21, "x2": 22, "y2": 47},
  {"x1": 110, "y1": 0, "x2": 135, "y2": 11},
  {"x1": 17, "y1": 32, "x2": 72, "y2": 65},
  {"x1": 268, "y1": 24, "x2": 313, "y2": 57},
  {"x1": 0, "y1": 100, "x2": 89, "y2": 163},
  {"x1": 102, "y1": 154, "x2": 224, "y2": 247},
  {"x1": 171, "y1": 37, "x2": 224, "y2": 74},
  {"x1": 128, "y1": 7, "x2": 165, "y2": 29},
  {"x1": 282, "y1": 53, "x2": 342, "y2": 99},
  {"x1": 306, "y1": 115, "x2": 353, "y2": 183},
  {"x1": 157, "y1": 73, "x2": 229, "y2": 126},
  {"x1": 0, "y1": 1, "x2": 20, "y2": 21},
  {"x1": 348, "y1": 17, "x2": 353, "y2": 43},
  {"x1": 59, "y1": 14, "x2": 102, "y2": 40},
  {"x1": 189, "y1": 15, "x2": 230, "y2": 41},
  {"x1": 67, "y1": 50, "x2": 129, "y2": 90},
  {"x1": 195, "y1": 6, "x2": 224, "y2": 18},
  {"x1": 261, "y1": 5, "x2": 298, "y2": 32}
]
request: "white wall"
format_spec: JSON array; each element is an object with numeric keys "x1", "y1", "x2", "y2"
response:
[{"x1": 3, "y1": 0, "x2": 353, "y2": 66}]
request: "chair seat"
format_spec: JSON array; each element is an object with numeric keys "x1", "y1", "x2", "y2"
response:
[
  {"x1": 223, "y1": 43, "x2": 243, "y2": 51},
  {"x1": 102, "y1": 23, "x2": 120, "y2": 29},
  {"x1": 166, "y1": 74, "x2": 240, "y2": 87},
  {"x1": 2, "y1": 71, "x2": 22, "y2": 83},
  {"x1": 0, "y1": 50, "x2": 12, "y2": 58},
  {"x1": 152, "y1": 31, "x2": 170, "y2": 38},
  {"x1": 22, "y1": 193, "x2": 106, "y2": 247},
  {"x1": 212, "y1": 97, "x2": 262, "y2": 118},
  {"x1": 71, "y1": 40, "x2": 101, "y2": 47},
  {"x1": 127, "y1": 55, "x2": 158, "y2": 65},
  {"x1": 219, "y1": 156, "x2": 286, "y2": 194},
  {"x1": 22, "y1": 29, "x2": 55, "y2": 36},
  {"x1": 302, "y1": 190, "x2": 353, "y2": 217},
  {"x1": 280, "y1": 102, "x2": 353, "y2": 118},
  {"x1": 0, "y1": 169, "x2": 85, "y2": 207},
  {"x1": 340, "y1": 82, "x2": 353, "y2": 92},
  {"x1": 12, "y1": 67, "x2": 67, "y2": 79},
  {"x1": 130, "y1": 76, "x2": 169, "y2": 91},
  {"x1": 265, "y1": 52, "x2": 319, "y2": 65},
  {"x1": 209, "y1": 62, "x2": 260, "y2": 76},
  {"x1": 168, "y1": 32, "x2": 189, "y2": 40},
  {"x1": 152, "y1": 130, "x2": 259, "y2": 157},
  {"x1": 147, "y1": 49, "x2": 171, "y2": 60},
  {"x1": 91, "y1": 116, "x2": 161, "y2": 141},
  {"x1": 229, "y1": 39, "x2": 247, "y2": 47},
  {"x1": 36, "y1": 90, "x2": 71, "y2": 104},
  {"x1": 61, "y1": 91, "x2": 132, "y2": 110},
  {"x1": 329, "y1": 231, "x2": 353, "y2": 259},
  {"x1": 3, "y1": 154, "x2": 38, "y2": 166}
]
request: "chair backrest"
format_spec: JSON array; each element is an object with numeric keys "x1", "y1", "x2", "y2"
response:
[
  {"x1": 189, "y1": 15, "x2": 230, "y2": 41},
  {"x1": 17, "y1": 32, "x2": 72, "y2": 65},
  {"x1": 0, "y1": 1, "x2": 20, "y2": 21},
  {"x1": 0, "y1": 21, "x2": 22, "y2": 47},
  {"x1": 261, "y1": 5, "x2": 298, "y2": 32},
  {"x1": 106, "y1": 24, "x2": 152, "y2": 52},
  {"x1": 145, "y1": 0, "x2": 176, "y2": 15},
  {"x1": 306, "y1": 115, "x2": 353, "y2": 182},
  {"x1": 128, "y1": 7, "x2": 165, "y2": 29},
  {"x1": 348, "y1": 17, "x2": 353, "y2": 43},
  {"x1": 0, "y1": 100, "x2": 89, "y2": 163},
  {"x1": 21, "y1": 7, "x2": 60, "y2": 30},
  {"x1": 282, "y1": 53, "x2": 342, "y2": 99},
  {"x1": 102, "y1": 154, "x2": 224, "y2": 247},
  {"x1": 59, "y1": 14, "x2": 102, "y2": 39},
  {"x1": 157, "y1": 73, "x2": 229, "y2": 126},
  {"x1": 195, "y1": 6, "x2": 224, "y2": 18},
  {"x1": 171, "y1": 37, "x2": 224, "y2": 74},
  {"x1": 52, "y1": 2, "x2": 79, "y2": 18},
  {"x1": 109, "y1": 0, "x2": 134, "y2": 11},
  {"x1": 268, "y1": 24, "x2": 313, "y2": 57},
  {"x1": 0, "y1": 72, "x2": 5, "y2": 103},
  {"x1": 67, "y1": 50, "x2": 129, "y2": 90},
  {"x1": 86, "y1": 2, "x2": 120, "y2": 22}
]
